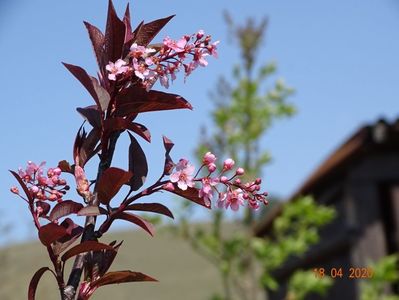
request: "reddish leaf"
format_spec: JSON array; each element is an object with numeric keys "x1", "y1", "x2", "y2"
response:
[
  {"x1": 91, "y1": 76, "x2": 110, "y2": 111},
  {"x1": 9, "y1": 170, "x2": 33, "y2": 203},
  {"x1": 77, "y1": 106, "x2": 102, "y2": 128},
  {"x1": 127, "y1": 133, "x2": 148, "y2": 191},
  {"x1": 103, "y1": 118, "x2": 150, "y2": 142},
  {"x1": 127, "y1": 122, "x2": 151, "y2": 142},
  {"x1": 52, "y1": 225, "x2": 83, "y2": 256},
  {"x1": 58, "y1": 160, "x2": 74, "y2": 174},
  {"x1": 115, "y1": 87, "x2": 192, "y2": 117},
  {"x1": 61, "y1": 241, "x2": 115, "y2": 262},
  {"x1": 162, "y1": 135, "x2": 174, "y2": 154},
  {"x1": 134, "y1": 15, "x2": 174, "y2": 46},
  {"x1": 28, "y1": 267, "x2": 55, "y2": 300},
  {"x1": 36, "y1": 201, "x2": 50, "y2": 218},
  {"x1": 91, "y1": 270, "x2": 157, "y2": 288},
  {"x1": 60, "y1": 218, "x2": 78, "y2": 235},
  {"x1": 104, "y1": 0, "x2": 126, "y2": 63},
  {"x1": 125, "y1": 203, "x2": 174, "y2": 219},
  {"x1": 117, "y1": 212, "x2": 154, "y2": 236},
  {"x1": 97, "y1": 167, "x2": 132, "y2": 205},
  {"x1": 77, "y1": 205, "x2": 108, "y2": 217},
  {"x1": 38, "y1": 223, "x2": 68, "y2": 246},
  {"x1": 99, "y1": 241, "x2": 123, "y2": 276},
  {"x1": 162, "y1": 136, "x2": 175, "y2": 175},
  {"x1": 62, "y1": 63, "x2": 100, "y2": 109},
  {"x1": 84, "y1": 21, "x2": 106, "y2": 72},
  {"x1": 123, "y1": 4, "x2": 133, "y2": 44},
  {"x1": 74, "y1": 126, "x2": 101, "y2": 167},
  {"x1": 49, "y1": 200, "x2": 84, "y2": 222},
  {"x1": 168, "y1": 185, "x2": 211, "y2": 209}
]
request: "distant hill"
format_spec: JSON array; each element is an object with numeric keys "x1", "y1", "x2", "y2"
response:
[{"x1": 0, "y1": 226, "x2": 226, "y2": 300}]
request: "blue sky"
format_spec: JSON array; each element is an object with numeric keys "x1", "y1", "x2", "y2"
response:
[{"x1": 1, "y1": 0, "x2": 399, "y2": 244}]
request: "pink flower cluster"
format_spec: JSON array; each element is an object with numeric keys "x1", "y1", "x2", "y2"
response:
[
  {"x1": 105, "y1": 30, "x2": 219, "y2": 90},
  {"x1": 166, "y1": 152, "x2": 268, "y2": 211},
  {"x1": 11, "y1": 161, "x2": 69, "y2": 202}
]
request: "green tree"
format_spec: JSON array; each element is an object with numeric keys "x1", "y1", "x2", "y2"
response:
[
  {"x1": 361, "y1": 254, "x2": 399, "y2": 300},
  {"x1": 176, "y1": 14, "x2": 335, "y2": 300}
]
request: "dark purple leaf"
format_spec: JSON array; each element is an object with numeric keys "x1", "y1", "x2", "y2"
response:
[
  {"x1": 168, "y1": 185, "x2": 211, "y2": 209},
  {"x1": 127, "y1": 133, "x2": 148, "y2": 191},
  {"x1": 77, "y1": 205, "x2": 108, "y2": 217},
  {"x1": 123, "y1": 3, "x2": 133, "y2": 43},
  {"x1": 115, "y1": 87, "x2": 192, "y2": 116},
  {"x1": 125, "y1": 203, "x2": 173, "y2": 219},
  {"x1": 61, "y1": 241, "x2": 115, "y2": 262},
  {"x1": 74, "y1": 126, "x2": 101, "y2": 167},
  {"x1": 104, "y1": 0, "x2": 126, "y2": 63},
  {"x1": 52, "y1": 225, "x2": 83, "y2": 256},
  {"x1": 28, "y1": 267, "x2": 55, "y2": 300},
  {"x1": 91, "y1": 271, "x2": 157, "y2": 288},
  {"x1": 162, "y1": 135, "x2": 174, "y2": 154},
  {"x1": 91, "y1": 76, "x2": 110, "y2": 111},
  {"x1": 117, "y1": 212, "x2": 154, "y2": 236},
  {"x1": 38, "y1": 223, "x2": 68, "y2": 247},
  {"x1": 134, "y1": 15, "x2": 174, "y2": 46},
  {"x1": 127, "y1": 122, "x2": 151, "y2": 142},
  {"x1": 48, "y1": 200, "x2": 84, "y2": 222},
  {"x1": 58, "y1": 160, "x2": 74, "y2": 174},
  {"x1": 62, "y1": 63, "x2": 100, "y2": 109},
  {"x1": 9, "y1": 170, "x2": 33, "y2": 203},
  {"x1": 84, "y1": 21, "x2": 106, "y2": 73},
  {"x1": 103, "y1": 118, "x2": 150, "y2": 142},
  {"x1": 77, "y1": 106, "x2": 102, "y2": 128},
  {"x1": 162, "y1": 136, "x2": 175, "y2": 175},
  {"x1": 97, "y1": 167, "x2": 132, "y2": 205},
  {"x1": 99, "y1": 241, "x2": 123, "y2": 276}
]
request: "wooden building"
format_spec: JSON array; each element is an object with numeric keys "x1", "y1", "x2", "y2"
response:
[{"x1": 254, "y1": 119, "x2": 399, "y2": 299}]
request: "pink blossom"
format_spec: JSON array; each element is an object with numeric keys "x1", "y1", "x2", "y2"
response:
[
  {"x1": 130, "y1": 43, "x2": 156, "y2": 57},
  {"x1": 106, "y1": 59, "x2": 129, "y2": 81},
  {"x1": 196, "y1": 30, "x2": 205, "y2": 39},
  {"x1": 223, "y1": 158, "x2": 235, "y2": 170},
  {"x1": 170, "y1": 159, "x2": 195, "y2": 191},
  {"x1": 194, "y1": 49, "x2": 209, "y2": 67},
  {"x1": 225, "y1": 189, "x2": 244, "y2": 211},
  {"x1": 207, "y1": 41, "x2": 219, "y2": 58},
  {"x1": 217, "y1": 192, "x2": 227, "y2": 209},
  {"x1": 199, "y1": 177, "x2": 219, "y2": 207}
]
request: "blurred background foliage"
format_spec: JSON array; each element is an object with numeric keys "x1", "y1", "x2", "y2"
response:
[{"x1": 172, "y1": 14, "x2": 336, "y2": 300}]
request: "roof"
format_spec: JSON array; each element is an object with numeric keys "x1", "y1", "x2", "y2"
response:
[{"x1": 254, "y1": 118, "x2": 399, "y2": 236}]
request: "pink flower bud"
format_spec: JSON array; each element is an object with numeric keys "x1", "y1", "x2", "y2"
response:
[
  {"x1": 48, "y1": 194, "x2": 57, "y2": 201},
  {"x1": 53, "y1": 167, "x2": 62, "y2": 176},
  {"x1": 30, "y1": 185, "x2": 39, "y2": 194},
  {"x1": 220, "y1": 176, "x2": 228, "y2": 183},
  {"x1": 163, "y1": 182, "x2": 175, "y2": 191},
  {"x1": 255, "y1": 178, "x2": 262, "y2": 184},
  {"x1": 203, "y1": 151, "x2": 216, "y2": 165},
  {"x1": 223, "y1": 158, "x2": 235, "y2": 170},
  {"x1": 235, "y1": 168, "x2": 245, "y2": 176},
  {"x1": 51, "y1": 176, "x2": 59, "y2": 184},
  {"x1": 207, "y1": 163, "x2": 217, "y2": 173},
  {"x1": 10, "y1": 186, "x2": 19, "y2": 194},
  {"x1": 196, "y1": 30, "x2": 205, "y2": 39},
  {"x1": 234, "y1": 178, "x2": 241, "y2": 185}
]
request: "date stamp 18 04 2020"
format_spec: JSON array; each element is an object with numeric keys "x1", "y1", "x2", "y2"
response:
[{"x1": 313, "y1": 267, "x2": 374, "y2": 279}]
